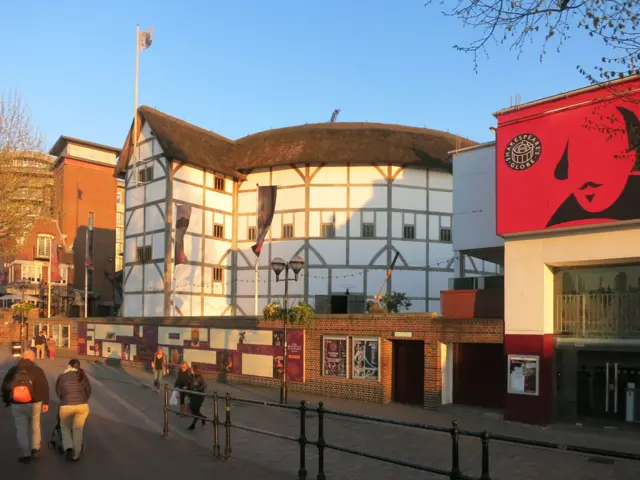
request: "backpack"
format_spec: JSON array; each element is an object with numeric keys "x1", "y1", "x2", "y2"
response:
[{"x1": 11, "y1": 368, "x2": 34, "y2": 403}]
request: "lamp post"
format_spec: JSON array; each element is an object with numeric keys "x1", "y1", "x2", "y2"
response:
[
  {"x1": 270, "y1": 255, "x2": 305, "y2": 404},
  {"x1": 15, "y1": 279, "x2": 30, "y2": 349}
]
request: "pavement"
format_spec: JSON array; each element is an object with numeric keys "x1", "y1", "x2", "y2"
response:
[{"x1": 2, "y1": 345, "x2": 640, "y2": 479}]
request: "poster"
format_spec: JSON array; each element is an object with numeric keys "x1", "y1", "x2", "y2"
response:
[
  {"x1": 191, "y1": 328, "x2": 200, "y2": 347},
  {"x1": 507, "y1": 355, "x2": 539, "y2": 396},
  {"x1": 352, "y1": 338, "x2": 379, "y2": 381},
  {"x1": 323, "y1": 337, "x2": 347, "y2": 378},
  {"x1": 286, "y1": 329, "x2": 305, "y2": 382}
]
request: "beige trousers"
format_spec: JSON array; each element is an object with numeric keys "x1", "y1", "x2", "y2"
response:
[
  {"x1": 59, "y1": 404, "x2": 89, "y2": 459},
  {"x1": 12, "y1": 402, "x2": 42, "y2": 457}
]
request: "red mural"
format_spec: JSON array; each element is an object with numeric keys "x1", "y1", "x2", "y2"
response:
[{"x1": 496, "y1": 78, "x2": 640, "y2": 235}]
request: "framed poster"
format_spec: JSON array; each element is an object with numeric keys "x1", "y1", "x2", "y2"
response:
[
  {"x1": 507, "y1": 355, "x2": 540, "y2": 396},
  {"x1": 351, "y1": 337, "x2": 380, "y2": 382},
  {"x1": 323, "y1": 336, "x2": 347, "y2": 378}
]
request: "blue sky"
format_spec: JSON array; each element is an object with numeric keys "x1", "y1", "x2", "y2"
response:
[{"x1": 2, "y1": 1, "x2": 611, "y2": 151}]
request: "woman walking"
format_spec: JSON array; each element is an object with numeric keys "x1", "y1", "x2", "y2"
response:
[
  {"x1": 150, "y1": 347, "x2": 168, "y2": 392},
  {"x1": 55, "y1": 359, "x2": 91, "y2": 462},
  {"x1": 47, "y1": 336, "x2": 56, "y2": 360},
  {"x1": 174, "y1": 361, "x2": 192, "y2": 416},
  {"x1": 186, "y1": 364, "x2": 207, "y2": 431}
]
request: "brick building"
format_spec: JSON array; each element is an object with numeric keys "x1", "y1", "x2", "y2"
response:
[{"x1": 49, "y1": 136, "x2": 122, "y2": 316}]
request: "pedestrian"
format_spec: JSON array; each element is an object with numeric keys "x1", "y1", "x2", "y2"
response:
[
  {"x1": 55, "y1": 359, "x2": 91, "y2": 462},
  {"x1": 186, "y1": 363, "x2": 207, "y2": 431},
  {"x1": 1, "y1": 349, "x2": 50, "y2": 464},
  {"x1": 174, "y1": 361, "x2": 192, "y2": 416},
  {"x1": 35, "y1": 331, "x2": 46, "y2": 360},
  {"x1": 150, "y1": 347, "x2": 168, "y2": 392},
  {"x1": 47, "y1": 336, "x2": 56, "y2": 360}
]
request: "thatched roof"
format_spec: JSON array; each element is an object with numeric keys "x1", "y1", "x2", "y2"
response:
[{"x1": 114, "y1": 106, "x2": 477, "y2": 178}]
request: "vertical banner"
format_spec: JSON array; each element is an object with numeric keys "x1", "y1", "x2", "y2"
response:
[
  {"x1": 84, "y1": 228, "x2": 94, "y2": 270},
  {"x1": 251, "y1": 186, "x2": 277, "y2": 256},
  {"x1": 50, "y1": 238, "x2": 62, "y2": 283},
  {"x1": 174, "y1": 204, "x2": 192, "y2": 265}
]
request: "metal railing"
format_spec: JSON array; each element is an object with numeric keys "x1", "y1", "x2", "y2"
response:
[
  {"x1": 555, "y1": 293, "x2": 640, "y2": 338},
  {"x1": 162, "y1": 385, "x2": 640, "y2": 479}
]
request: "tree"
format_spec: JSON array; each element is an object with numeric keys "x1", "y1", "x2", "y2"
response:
[
  {"x1": 425, "y1": 0, "x2": 640, "y2": 82},
  {"x1": 367, "y1": 292, "x2": 413, "y2": 314},
  {"x1": 0, "y1": 91, "x2": 49, "y2": 255}
]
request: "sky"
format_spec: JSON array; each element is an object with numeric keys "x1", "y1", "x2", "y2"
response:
[{"x1": 1, "y1": 0, "x2": 614, "y2": 151}]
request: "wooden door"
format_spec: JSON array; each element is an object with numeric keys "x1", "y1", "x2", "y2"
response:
[{"x1": 393, "y1": 340, "x2": 424, "y2": 404}]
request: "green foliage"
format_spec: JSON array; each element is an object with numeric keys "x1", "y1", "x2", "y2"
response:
[
  {"x1": 380, "y1": 292, "x2": 412, "y2": 314},
  {"x1": 12, "y1": 301, "x2": 33, "y2": 321},
  {"x1": 262, "y1": 300, "x2": 314, "y2": 326}
]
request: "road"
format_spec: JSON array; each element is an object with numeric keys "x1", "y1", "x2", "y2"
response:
[{"x1": 2, "y1": 345, "x2": 640, "y2": 479}]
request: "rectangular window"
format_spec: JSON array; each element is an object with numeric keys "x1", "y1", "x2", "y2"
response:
[
  {"x1": 212, "y1": 267, "x2": 223, "y2": 283},
  {"x1": 88, "y1": 211, "x2": 95, "y2": 229},
  {"x1": 116, "y1": 190, "x2": 123, "y2": 204},
  {"x1": 282, "y1": 224, "x2": 294, "y2": 239},
  {"x1": 248, "y1": 227, "x2": 256, "y2": 241},
  {"x1": 213, "y1": 224, "x2": 224, "y2": 239},
  {"x1": 138, "y1": 165, "x2": 154, "y2": 184},
  {"x1": 36, "y1": 236, "x2": 51, "y2": 259},
  {"x1": 321, "y1": 223, "x2": 335, "y2": 238},
  {"x1": 137, "y1": 245, "x2": 152, "y2": 263},
  {"x1": 214, "y1": 176, "x2": 225, "y2": 191},
  {"x1": 439, "y1": 227, "x2": 452, "y2": 243},
  {"x1": 362, "y1": 223, "x2": 375, "y2": 238},
  {"x1": 403, "y1": 225, "x2": 415, "y2": 239},
  {"x1": 116, "y1": 212, "x2": 124, "y2": 227},
  {"x1": 116, "y1": 228, "x2": 123, "y2": 242},
  {"x1": 115, "y1": 256, "x2": 123, "y2": 272},
  {"x1": 116, "y1": 242, "x2": 124, "y2": 255}
]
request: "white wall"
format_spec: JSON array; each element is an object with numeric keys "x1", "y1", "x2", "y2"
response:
[
  {"x1": 67, "y1": 144, "x2": 118, "y2": 166},
  {"x1": 452, "y1": 143, "x2": 504, "y2": 252},
  {"x1": 505, "y1": 226, "x2": 640, "y2": 335}
]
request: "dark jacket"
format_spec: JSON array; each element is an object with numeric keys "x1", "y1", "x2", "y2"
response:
[
  {"x1": 35, "y1": 334, "x2": 46, "y2": 346},
  {"x1": 56, "y1": 370, "x2": 92, "y2": 406},
  {"x1": 188, "y1": 373, "x2": 207, "y2": 393},
  {"x1": 174, "y1": 369, "x2": 192, "y2": 389},
  {"x1": 1, "y1": 359, "x2": 50, "y2": 406}
]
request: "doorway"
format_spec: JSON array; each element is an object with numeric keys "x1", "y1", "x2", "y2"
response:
[
  {"x1": 61, "y1": 325, "x2": 70, "y2": 348},
  {"x1": 393, "y1": 340, "x2": 424, "y2": 404},
  {"x1": 453, "y1": 343, "x2": 505, "y2": 409}
]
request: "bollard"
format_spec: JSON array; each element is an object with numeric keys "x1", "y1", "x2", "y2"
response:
[
  {"x1": 224, "y1": 393, "x2": 232, "y2": 459},
  {"x1": 480, "y1": 432, "x2": 491, "y2": 480},
  {"x1": 316, "y1": 401, "x2": 326, "y2": 480},
  {"x1": 213, "y1": 391, "x2": 220, "y2": 458},
  {"x1": 163, "y1": 384, "x2": 169, "y2": 439},
  {"x1": 449, "y1": 420, "x2": 461, "y2": 479},
  {"x1": 298, "y1": 400, "x2": 308, "y2": 480}
]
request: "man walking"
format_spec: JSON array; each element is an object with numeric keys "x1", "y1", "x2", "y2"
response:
[
  {"x1": 35, "y1": 331, "x2": 46, "y2": 360},
  {"x1": 1, "y1": 350, "x2": 50, "y2": 463}
]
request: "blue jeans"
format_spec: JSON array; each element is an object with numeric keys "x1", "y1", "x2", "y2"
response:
[{"x1": 153, "y1": 370, "x2": 162, "y2": 389}]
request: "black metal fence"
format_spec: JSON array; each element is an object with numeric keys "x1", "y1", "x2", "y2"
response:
[{"x1": 162, "y1": 385, "x2": 640, "y2": 480}]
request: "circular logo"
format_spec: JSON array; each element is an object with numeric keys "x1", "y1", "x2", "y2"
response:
[{"x1": 504, "y1": 134, "x2": 542, "y2": 171}]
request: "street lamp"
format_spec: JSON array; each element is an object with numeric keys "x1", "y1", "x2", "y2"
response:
[
  {"x1": 270, "y1": 255, "x2": 304, "y2": 404},
  {"x1": 15, "y1": 279, "x2": 30, "y2": 349}
]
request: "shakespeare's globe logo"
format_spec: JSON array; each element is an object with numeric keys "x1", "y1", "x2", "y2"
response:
[{"x1": 504, "y1": 134, "x2": 542, "y2": 171}]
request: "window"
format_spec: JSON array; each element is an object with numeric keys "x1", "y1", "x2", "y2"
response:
[
  {"x1": 248, "y1": 227, "x2": 256, "y2": 241},
  {"x1": 88, "y1": 211, "x2": 95, "y2": 229},
  {"x1": 116, "y1": 228, "x2": 123, "y2": 242},
  {"x1": 212, "y1": 267, "x2": 223, "y2": 283},
  {"x1": 36, "y1": 236, "x2": 51, "y2": 259},
  {"x1": 116, "y1": 242, "x2": 124, "y2": 255},
  {"x1": 439, "y1": 227, "x2": 452, "y2": 243},
  {"x1": 213, "y1": 224, "x2": 224, "y2": 239},
  {"x1": 321, "y1": 223, "x2": 335, "y2": 238},
  {"x1": 137, "y1": 246, "x2": 152, "y2": 263},
  {"x1": 116, "y1": 190, "x2": 123, "y2": 204},
  {"x1": 116, "y1": 212, "x2": 124, "y2": 227},
  {"x1": 403, "y1": 225, "x2": 415, "y2": 239},
  {"x1": 115, "y1": 256, "x2": 123, "y2": 272},
  {"x1": 283, "y1": 224, "x2": 294, "y2": 239},
  {"x1": 362, "y1": 223, "x2": 375, "y2": 238},
  {"x1": 138, "y1": 165, "x2": 153, "y2": 183},
  {"x1": 21, "y1": 264, "x2": 42, "y2": 281},
  {"x1": 214, "y1": 176, "x2": 225, "y2": 191}
]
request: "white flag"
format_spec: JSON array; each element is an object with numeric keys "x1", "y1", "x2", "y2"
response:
[{"x1": 138, "y1": 27, "x2": 153, "y2": 51}]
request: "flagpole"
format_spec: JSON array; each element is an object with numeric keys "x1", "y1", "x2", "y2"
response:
[
  {"x1": 47, "y1": 237, "x2": 52, "y2": 318},
  {"x1": 254, "y1": 183, "x2": 259, "y2": 315},
  {"x1": 133, "y1": 24, "x2": 140, "y2": 186}
]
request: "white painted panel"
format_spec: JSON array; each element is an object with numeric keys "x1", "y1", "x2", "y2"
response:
[
  {"x1": 125, "y1": 238, "x2": 138, "y2": 264},
  {"x1": 274, "y1": 188, "x2": 305, "y2": 212},
  {"x1": 180, "y1": 206, "x2": 202, "y2": 235},
  {"x1": 349, "y1": 185, "x2": 387, "y2": 209},
  {"x1": 408, "y1": 299, "x2": 427, "y2": 313},
  {"x1": 331, "y1": 269, "x2": 364, "y2": 292},
  {"x1": 204, "y1": 211, "x2": 213, "y2": 236},
  {"x1": 429, "y1": 242, "x2": 454, "y2": 266},
  {"x1": 442, "y1": 215, "x2": 451, "y2": 228},
  {"x1": 139, "y1": 121, "x2": 154, "y2": 142},
  {"x1": 312, "y1": 239, "x2": 345, "y2": 265},
  {"x1": 395, "y1": 240, "x2": 427, "y2": 268},
  {"x1": 146, "y1": 180, "x2": 166, "y2": 203},
  {"x1": 204, "y1": 238, "x2": 230, "y2": 264},
  {"x1": 416, "y1": 214, "x2": 427, "y2": 240},
  {"x1": 202, "y1": 296, "x2": 229, "y2": 316},
  {"x1": 174, "y1": 165, "x2": 204, "y2": 184},
  {"x1": 244, "y1": 170, "x2": 271, "y2": 189},
  {"x1": 173, "y1": 180, "x2": 203, "y2": 205},
  {"x1": 404, "y1": 213, "x2": 415, "y2": 225},
  {"x1": 272, "y1": 167, "x2": 304, "y2": 186},
  {"x1": 375, "y1": 212, "x2": 387, "y2": 237},
  {"x1": 152, "y1": 234, "x2": 165, "y2": 260},
  {"x1": 158, "y1": 326, "x2": 188, "y2": 346},
  {"x1": 125, "y1": 265, "x2": 143, "y2": 292},
  {"x1": 205, "y1": 190, "x2": 233, "y2": 212},
  {"x1": 309, "y1": 211, "x2": 321, "y2": 237},
  {"x1": 270, "y1": 239, "x2": 305, "y2": 264},
  {"x1": 238, "y1": 216, "x2": 248, "y2": 241},
  {"x1": 312, "y1": 166, "x2": 347, "y2": 184},
  {"x1": 126, "y1": 208, "x2": 144, "y2": 235},
  {"x1": 310, "y1": 187, "x2": 347, "y2": 209},
  {"x1": 393, "y1": 167, "x2": 427, "y2": 188},
  {"x1": 243, "y1": 329, "x2": 273, "y2": 345},
  {"x1": 102, "y1": 342, "x2": 122, "y2": 360},
  {"x1": 210, "y1": 329, "x2": 243, "y2": 349},
  {"x1": 242, "y1": 353, "x2": 273, "y2": 377},
  {"x1": 175, "y1": 265, "x2": 202, "y2": 292},
  {"x1": 428, "y1": 170, "x2": 453, "y2": 190},
  {"x1": 94, "y1": 324, "x2": 134, "y2": 340},
  {"x1": 144, "y1": 293, "x2": 164, "y2": 317},
  {"x1": 183, "y1": 348, "x2": 217, "y2": 366},
  {"x1": 144, "y1": 263, "x2": 164, "y2": 291},
  {"x1": 349, "y1": 239, "x2": 386, "y2": 266},
  {"x1": 126, "y1": 188, "x2": 145, "y2": 209},
  {"x1": 124, "y1": 294, "x2": 142, "y2": 317},
  {"x1": 271, "y1": 214, "x2": 282, "y2": 239},
  {"x1": 182, "y1": 233, "x2": 202, "y2": 263},
  {"x1": 392, "y1": 270, "x2": 426, "y2": 298},
  {"x1": 174, "y1": 294, "x2": 202, "y2": 316},
  {"x1": 225, "y1": 215, "x2": 232, "y2": 240},
  {"x1": 429, "y1": 300, "x2": 441, "y2": 314},
  {"x1": 429, "y1": 270, "x2": 451, "y2": 298},
  {"x1": 391, "y1": 212, "x2": 403, "y2": 238},
  {"x1": 308, "y1": 269, "x2": 329, "y2": 295},
  {"x1": 428, "y1": 215, "x2": 440, "y2": 241},
  {"x1": 366, "y1": 269, "x2": 387, "y2": 295},
  {"x1": 429, "y1": 190, "x2": 453, "y2": 214},
  {"x1": 350, "y1": 166, "x2": 386, "y2": 185},
  {"x1": 145, "y1": 205, "x2": 165, "y2": 232},
  {"x1": 138, "y1": 139, "x2": 153, "y2": 159},
  {"x1": 392, "y1": 186, "x2": 426, "y2": 211},
  {"x1": 238, "y1": 192, "x2": 255, "y2": 214},
  {"x1": 153, "y1": 157, "x2": 167, "y2": 179},
  {"x1": 349, "y1": 212, "x2": 361, "y2": 237},
  {"x1": 335, "y1": 211, "x2": 348, "y2": 238},
  {"x1": 294, "y1": 212, "x2": 305, "y2": 237}
]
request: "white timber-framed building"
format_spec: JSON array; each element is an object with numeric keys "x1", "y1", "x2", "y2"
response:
[{"x1": 115, "y1": 106, "x2": 500, "y2": 317}]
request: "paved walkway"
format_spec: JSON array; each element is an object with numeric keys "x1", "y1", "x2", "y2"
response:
[{"x1": 36, "y1": 347, "x2": 640, "y2": 479}]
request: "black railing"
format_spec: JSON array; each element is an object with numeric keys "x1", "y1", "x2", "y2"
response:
[{"x1": 162, "y1": 385, "x2": 640, "y2": 479}]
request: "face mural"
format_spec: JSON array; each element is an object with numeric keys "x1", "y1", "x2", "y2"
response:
[{"x1": 496, "y1": 84, "x2": 640, "y2": 235}]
